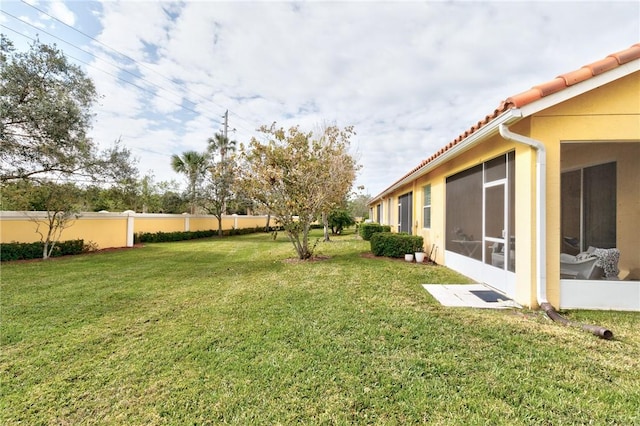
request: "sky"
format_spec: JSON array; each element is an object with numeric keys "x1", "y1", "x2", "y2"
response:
[{"x1": 1, "y1": 1, "x2": 639, "y2": 197}]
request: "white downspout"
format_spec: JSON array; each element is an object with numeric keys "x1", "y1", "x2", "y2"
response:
[
  {"x1": 498, "y1": 124, "x2": 548, "y2": 306},
  {"x1": 499, "y1": 123, "x2": 613, "y2": 339}
]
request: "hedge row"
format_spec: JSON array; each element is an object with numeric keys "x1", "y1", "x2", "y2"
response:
[
  {"x1": 0, "y1": 239, "x2": 85, "y2": 262},
  {"x1": 359, "y1": 223, "x2": 391, "y2": 241},
  {"x1": 370, "y1": 232, "x2": 424, "y2": 258},
  {"x1": 135, "y1": 229, "x2": 217, "y2": 243},
  {"x1": 134, "y1": 226, "x2": 277, "y2": 243}
]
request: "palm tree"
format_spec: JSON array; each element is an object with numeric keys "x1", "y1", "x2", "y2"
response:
[
  {"x1": 207, "y1": 133, "x2": 237, "y2": 214},
  {"x1": 207, "y1": 133, "x2": 237, "y2": 163},
  {"x1": 171, "y1": 150, "x2": 208, "y2": 214}
]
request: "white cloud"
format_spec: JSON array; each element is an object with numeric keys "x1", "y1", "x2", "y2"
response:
[
  {"x1": 48, "y1": 0, "x2": 75, "y2": 26},
  {"x1": 94, "y1": 1, "x2": 171, "y2": 60},
  {"x1": 6, "y1": 0, "x2": 636, "y2": 196},
  {"x1": 94, "y1": 0, "x2": 640, "y2": 195}
]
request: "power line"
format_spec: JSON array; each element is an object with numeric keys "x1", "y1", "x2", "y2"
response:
[
  {"x1": 3, "y1": 16, "x2": 255, "y2": 139},
  {"x1": 2, "y1": 6, "x2": 262, "y2": 169},
  {"x1": 1, "y1": 13, "x2": 216, "y2": 118},
  {"x1": 18, "y1": 0, "x2": 261, "y2": 134},
  {"x1": 1, "y1": 22, "x2": 212, "y2": 119}
]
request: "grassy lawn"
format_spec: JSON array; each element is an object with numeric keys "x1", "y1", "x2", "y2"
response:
[{"x1": 2, "y1": 230, "x2": 639, "y2": 424}]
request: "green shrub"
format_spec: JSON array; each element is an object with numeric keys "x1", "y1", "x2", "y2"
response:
[
  {"x1": 58, "y1": 239, "x2": 85, "y2": 256},
  {"x1": 135, "y1": 227, "x2": 272, "y2": 243},
  {"x1": 1, "y1": 239, "x2": 85, "y2": 262},
  {"x1": 359, "y1": 223, "x2": 391, "y2": 241},
  {"x1": 1, "y1": 242, "x2": 41, "y2": 261},
  {"x1": 134, "y1": 230, "x2": 217, "y2": 243},
  {"x1": 328, "y1": 209, "x2": 356, "y2": 234},
  {"x1": 225, "y1": 226, "x2": 268, "y2": 236},
  {"x1": 370, "y1": 232, "x2": 424, "y2": 258}
]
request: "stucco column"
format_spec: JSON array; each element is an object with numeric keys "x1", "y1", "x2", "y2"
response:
[
  {"x1": 183, "y1": 213, "x2": 190, "y2": 231},
  {"x1": 126, "y1": 212, "x2": 134, "y2": 247}
]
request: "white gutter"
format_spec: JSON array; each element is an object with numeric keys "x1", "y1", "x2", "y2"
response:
[
  {"x1": 499, "y1": 123, "x2": 613, "y2": 339},
  {"x1": 498, "y1": 123, "x2": 548, "y2": 306}
]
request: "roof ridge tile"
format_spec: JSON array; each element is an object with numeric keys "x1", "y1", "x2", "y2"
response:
[
  {"x1": 609, "y1": 44, "x2": 640, "y2": 64},
  {"x1": 533, "y1": 77, "x2": 567, "y2": 97},
  {"x1": 559, "y1": 67, "x2": 593, "y2": 86},
  {"x1": 588, "y1": 56, "x2": 620, "y2": 75}
]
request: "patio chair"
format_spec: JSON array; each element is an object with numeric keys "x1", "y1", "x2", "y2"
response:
[{"x1": 560, "y1": 252, "x2": 603, "y2": 279}]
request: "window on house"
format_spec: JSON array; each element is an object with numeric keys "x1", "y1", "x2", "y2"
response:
[
  {"x1": 423, "y1": 184, "x2": 431, "y2": 229},
  {"x1": 445, "y1": 151, "x2": 515, "y2": 271},
  {"x1": 561, "y1": 161, "x2": 616, "y2": 254},
  {"x1": 398, "y1": 192, "x2": 413, "y2": 234},
  {"x1": 376, "y1": 204, "x2": 382, "y2": 224},
  {"x1": 446, "y1": 165, "x2": 483, "y2": 261}
]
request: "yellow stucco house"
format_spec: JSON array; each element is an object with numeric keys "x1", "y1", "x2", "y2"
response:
[{"x1": 368, "y1": 43, "x2": 640, "y2": 311}]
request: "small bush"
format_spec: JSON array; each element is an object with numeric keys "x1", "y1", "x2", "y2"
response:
[
  {"x1": 370, "y1": 233, "x2": 424, "y2": 258},
  {"x1": 58, "y1": 239, "x2": 85, "y2": 256},
  {"x1": 359, "y1": 223, "x2": 391, "y2": 241},
  {"x1": 1, "y1": 239, "x2": 85, "y2": 262},
  {"x1": 83, "y1": 241, "x2": 100, "y2": 253}
]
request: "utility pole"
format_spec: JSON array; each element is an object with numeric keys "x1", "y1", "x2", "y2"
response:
[
  {"x1": 222, "y1": 110, "x2": 228, "y2": 140},
  {"x1": 221, "y1": 110, "x2": 229, "y2": 216}
]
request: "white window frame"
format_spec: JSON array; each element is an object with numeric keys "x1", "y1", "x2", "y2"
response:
[{"x1": 423, "y1": 184, "x2": 431, "y2": 229}]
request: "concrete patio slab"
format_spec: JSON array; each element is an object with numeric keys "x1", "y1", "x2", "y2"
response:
[{"x1": 423, "y1": 284, "x2": 521, "y2": 309}]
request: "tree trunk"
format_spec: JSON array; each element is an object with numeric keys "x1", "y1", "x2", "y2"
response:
[
  {"x1": 322, "y1": 211, "x2": 330, "y2": 242},
  {"x1": 217, "y1": 215, "x2": 223, "y2": 236}
]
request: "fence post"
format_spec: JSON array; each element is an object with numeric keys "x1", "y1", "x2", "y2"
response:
[
  {"x1": 125, "y1": 211, "x2": 134, "y2": 247},
  {"x1": 183, "y1": 213, "x2": 190, "y2": 232}
]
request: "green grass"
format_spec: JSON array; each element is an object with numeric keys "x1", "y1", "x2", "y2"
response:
[{"x1": 2, "y1": 230, "x2": 639, "y2": 424}]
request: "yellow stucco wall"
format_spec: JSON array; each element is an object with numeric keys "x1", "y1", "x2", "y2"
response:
[
  {"x1": 1, "y1": 213, "x2": 129, "y2": 248},
  {"x1": 1, "y1": 213, "x2": 273, "y2": 250},
  {"x1": 189, "y1": 217, "x2": 218, "y2": 231},
  {"x1": 134, "y1": 215, "x2": 187, "y2": 234}
]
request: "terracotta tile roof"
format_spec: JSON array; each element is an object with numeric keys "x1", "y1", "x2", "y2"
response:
[
  {"x1": 376, "y1": 43, "x2": 640, "y2": 198},
  {"x1": 504, "y1": 43, "x2": 640, "y2": 108}
]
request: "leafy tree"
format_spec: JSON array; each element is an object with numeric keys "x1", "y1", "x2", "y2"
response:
[
  {"x1": 156, "y1": 180, "x2": 188, "y2": 213},
  {"x1": 159, "y1": 190, "x2": 188, "y2": 214},
  {"x1": 206, "y1": 132, "x2": 238, "y2": 214},
  {"x1": 328, "y1": 207, "x2": 356, "y2": 235},
  {"x1": 0, "y1": 36, "x2": 136, "y2": 184},
  {"x1": 171, "y1": 150, "x2": 207, "y2": 214},
  {"x1": 348, "y1": 189, "x2": 372, "y2": 220},
  {"x1": 3, "y1": 180, "x2": 82, "y2": 259},
  {"x1": 138, "y1": 173, "x2": 159, "y2": 213},
  {"x1": 30, "y1": 182, "x2": 83, "y2": 259},
  {"x1": 135, "y1": 173, "x2": 182, "y2": 213},
  {"x1": 200, "y1": 155, "x2": 237, "y2": 236},
  {"x1": 240, "y1": 123, "x2": 358, "y2": 260},
  {"x1": 1, "y1": 36, "x2": 137, "y2": 258},
  {"x1": 207, "y1": 132, "x2": 237, "y2": 163}
]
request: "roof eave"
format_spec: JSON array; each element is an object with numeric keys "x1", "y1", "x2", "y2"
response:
[
  {"x1": 519, "y1": 57, "x2": 640, "y2": 117},
  {"x1": 369, "y1": 108, "x2": 523, "y2": 203}
]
